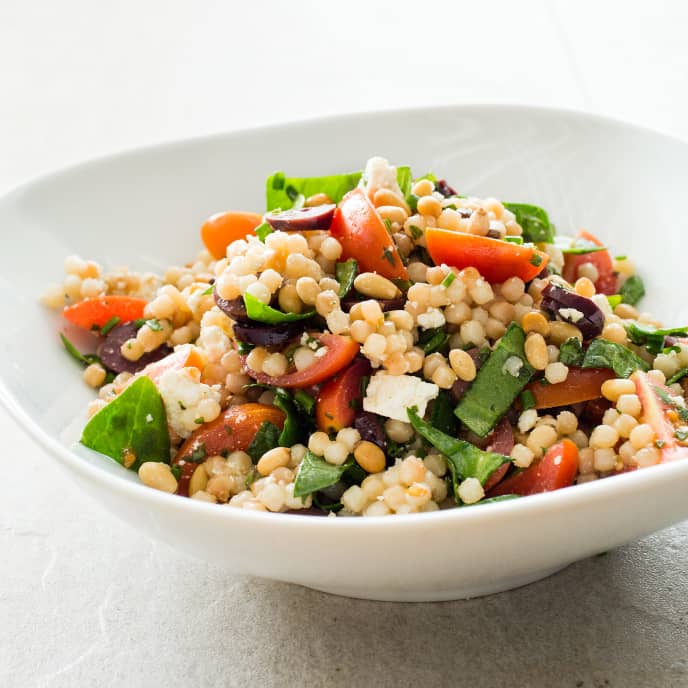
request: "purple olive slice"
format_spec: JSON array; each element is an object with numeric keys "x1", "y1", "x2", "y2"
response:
[
  {"x1": 214, "y1": 292, "x2": 250, "y2": 323},
  {"x1": 540, "y1": 282, "x2": 604, "y2": 340},
  {"x1": 265, "y1": 204, "x2": 336, "y2": 232},
  {"x1": 232, "y1": 321, "x2": 305, "y2": 348},
  {"x1": 354, "y1": 412, "x2": 387, "y2": 451},
  {"x1": 98, "y1": 322, "x2": 172, "y2": 374},
  {"x1": 435, "y1": 179, "x2": 458, "y2": 198}
]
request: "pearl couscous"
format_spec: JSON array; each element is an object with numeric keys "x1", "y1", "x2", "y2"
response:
[{"x1": 44, "y1": 157, "x2": 688, "y2": 516}]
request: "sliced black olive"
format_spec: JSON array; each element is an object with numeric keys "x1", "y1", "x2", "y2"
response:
[
  {"x1": 98, "y1": 322, "x2": 172, "y2": 374},
  {"x1": 232, "y1": 321, "x2": 304, "y2": 348},
  {"x1": 265, "y1": 204, "x2": 336, "y2": 232},
  {"x1": 354, "y1": 412, "x2": 387, "y2": 451},
  {"x1": 341, "y1": 294, "x2": 406, "y2": 313},
  {"x1": 540, "y1": 282, "x2": 604, "y2": 340},
  {"x1": 435, "y1": 179, "x2": 458, "y2": 198},
  {"x1": 214, "y1": 292, "x2": 250, "y2": 323}
]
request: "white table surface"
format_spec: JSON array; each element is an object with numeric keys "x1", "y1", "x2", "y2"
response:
[{"x1": 3, "y1": 1, "x2": 688, "y2": 686}]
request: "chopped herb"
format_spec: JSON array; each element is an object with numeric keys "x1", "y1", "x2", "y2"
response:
[
  {"x1": 620, "y1": 275, "x2": 645, "y2": 306},
  {"x1": 311, "y1": 494, "x2": 343, "y2": 513},
  {"x1": 170, "y1": 465, "x2": 182, "y2": 480},
  {"x1": 455, "y1": 323, "x2": 535, "y2": 437},
  {"x1": 615, "y1": 255, "x2": 627, "y2": 261},
  {"x1": 178, "y1": 400, "x2": 187, "y2": 410},
  {"x1": 273, "y1": 388, "x2": 303, "y2": 447},
  {"x1": 529, "y1": 254, "x2": 543, "y2": 267},
  {"x1": 391, "y1": 278, "x2": 412, "y2": 292},
  {"x1": 360, "y1": 375, "x2": 370, "y2": 398},
  {"x1": 667, "y1": 368, "x2": 688, "y2": 385},
  {"x1": 519, "y1": 389, "x2": 536, "y2": 410},
  {"x1": 100, "y1": 316, "x2": 121, "y2": 336},
  {"x1": 194, "y1": 417, "x2": 205, "y2": 425},
  {"x1": 381, "y1": 246, "x2": 396, "y2": 267},
  {"x1": 201, "y1": 284, "x2": 215, "y2": 296},
  {"x1": 224, "y1": 424, "x2": 234, "y2": 436},
  {"x1": 146, "y1": 318, "x2": 164, "y2": 332},
  {"x1": 441, "y1": 272, "x2": 456, "y2": 288},
  {"x1": 80, "y1": 376, "x2": 170, "y2": 470},
  {"x1": 293, "y1": 451, "x2": 353, "y2": 498},
  {"x1": 383, "y1": 217, "x2": 393, "y2": 233},
  {"x1": 503, "y1": 236, "x2": 524, "y2": 245},
  {"x1": 59, "y1": 333, "x2": 102, "y2": 368},
  {"x1": 408, "y1": 408, "x2": 510, "y2": 503},
  {"x1": 247, "y1": 421, "x2": 281, "y2": 462},
  {"x1": 245, "y1": 470, "x2": 258, "y2": 489},
  {"x1": 653, "y1": 386, "x2": 688, "y2": 422},
  {"x1": 406, "y1": 194, "x2": 419, "y2": 213},
  {"x1": 558, "y1": 337, "x2": 584, "y2": 366},
  {"x1": 133, "y1": 318, "x2": 147, "y2": 328},
  {"x1": 237, "y1": 341, "x2": 254, "y2": 355},
  {"x1": 582, "y1": 339, "x2": 650, "y2": 378},
  {"x1": 409, "y1": 224, "x2": 423, "y2": 240},
  {"x1": 243, "y1": 292, "x2": 314, "y2": 324},
  {"x1": 265, "y1": 170, "x2": 362, "y2": 211},
  {"x1": 655, "y1": 440, "x2": 666, "y2": 449},
  {"x1": 255, "y1": 222, "x2": 273, "y2": 243},
  {"x1": 503, "y1": 203, "x2": 554, "y2": 244},
  {"x1": 190, "y1": 443, "x2": 207, "y2": 463},
  {"x1": 335, "y1": 258, "x2": 358, "y2": 298},
  {"x1": 417, "y1": 327, "x2": 450, "y2": 354}
]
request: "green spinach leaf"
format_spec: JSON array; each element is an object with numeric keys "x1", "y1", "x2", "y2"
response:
[
  {"x1": 293, "y1": 451, "x2": 352, "y2": 498},
  {"x1": 620, "y1": 275, "x2": 645, "y2": 306},
  {"x1": 503, "y1": 203, "x2": 554, "y2": 244},
  {"x1": 266, "y1": 170, "x2": 362, "y2": 211},
  {"x1": 430, "y1": 391, "x2": 458, "y2": 436},
  {"x1": 247, "y1": 421, "x2": 281, "y2": 462},
  {"x1": 625, "y1": 322, "x2": 688, "y2": 355},
  {"x1": 558, "y1": 337, "x2": 584, "y2": 366},
  {"x1": 243, "y1": 292, "x2": 314, "y2": 324},
  {"x1": 582, "y1": 338, "x2": 649, "y2": 378},
  {"x1": 80, "y1": 376, "x2": 170, "y2": 469},
  {"x1": 273, "y1": 388, "x2": 303, "y2": 447}
]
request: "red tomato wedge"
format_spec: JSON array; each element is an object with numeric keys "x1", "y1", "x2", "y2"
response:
[
  {"x1": 525, "y1": 367, "x2": 614, "y2": 409},
  {"x1": 244, "y1": 334, "x2": 360, "y2": 389},
  {"x1": 315, "y1": 357, "x2": 371, "y2": 433},
  {"x1": 329, "y1": 188, "x2": 408, "y2": 280},
  {"x1": 632, "y1": 371, "x2": 688, "y2": 463},
  {"x1": 201, "y1": 211, "x2": 263, "y2": 260},
  {"x1": 562, "y1": 231, "x2": 617, "y2": 295},
  {"x1": 425, "y1": 228, "x2": 549, "y2": 284},
  {"x1": 173, "y1": 403, "x2": 286, "y2": 495},
  {"x1": 488, "y1": 439, "x2": 579, "y2": 497},
  {"x1": 63, "y1": 295, "x2": 147, "y2": 330}
]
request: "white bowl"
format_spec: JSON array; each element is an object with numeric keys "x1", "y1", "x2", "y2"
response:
[{"x1": 2, "y1": 105, "x2": 687, "y2": 602}]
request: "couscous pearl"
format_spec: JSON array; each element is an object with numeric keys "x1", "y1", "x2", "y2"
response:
[
  {"x1": 324, "y1": 441, "x2": 349, "y2": 466},
  {"x1": 601, "y1": 378, "x2": 636, "y2": 402},
  {"x1": 589, "y1": 424, "x2": 619, "y2": 449},
  {"x1": 593, "y1": 448, "x2": 617, "y2": 472},
  {"x1": 635, "y1": 446, "x2": 661, "y2": 467},
  {"x1": 556, "y1": 411, "x2": 578, "y2": 435},
  {"x1": 616, "y1": 393, "x2": 642, "y2": 417},
  {"x1": 308, "y1": 431, "x2": 330, "y2": 456},
  {"x1": 458, "y1": 477, "x2": 484, "y2": 504},
  {"x1": 544, "y1": 362, "x2": 568, "y2": 384},
  {"x1": 630, "y1": 424, "x2": 655, "y2": 450},
  {"x1": 526, "y1": 425, "x2": 558, "y2": 456},
  {"x1": 511, "y1": 443, "x2": 535, "y2": 468}
]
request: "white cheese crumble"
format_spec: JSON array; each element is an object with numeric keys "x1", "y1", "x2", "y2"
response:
[
  {"x1": 197, "y1": 324, "x2": 231, "y2": 363},
  {"x1": 145, "y1": 414, "x2": 153, "y2": 423},
  {"x1": 363, "y1": 372, "x2": 439, "y2": 422},
  {"x1": 157, "y1": 367, "x2": 221, "y2": 439},
  {"x1": 417, "y1": 308, "x2": 446, "y2": 329},
  {"x1": 558, "y1": 308, "x2": 584, "y2": 323},
  {"x1": 362, "y1": 156, "x2": 403, "y2": 197},
  {"x1": 502, "y1": 355, "x2": 524, "y2": 377}
]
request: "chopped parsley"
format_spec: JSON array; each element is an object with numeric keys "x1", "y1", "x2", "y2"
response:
[
  {"x1": 441, "y1": 272, "x2": 456, "y2": 288},
  {"x1": 190, "y1": 443, "x2": 207, "y2": 463},
  {"x1": 381, "y1": 246, "x2": 396, "y2": 266},
  {"x1": 409, "y1": 224, "x2": 423, "y2": 240},
  {"x1": 146, "y1": 318, "x2": 164, "y2": 332},
  {"x1": 201, "y1": 284, "x2": 215, "y2": 296},
  {"x1": 255, "y1": 221, "x2": 273, "y2": 243},
  {"x1": 100, "y1": 316, "x2": 121, "y2": 336},
  {"x1": 529, "y1": 254, "x2": 543, "y2": 268}
]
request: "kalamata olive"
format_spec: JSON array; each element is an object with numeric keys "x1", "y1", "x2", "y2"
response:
[
  {"x1": 436, "y1": 179, "x2": 458, "y2": 198},
  {"x1": 265, "y1": 204, "x2": 336, "y2": 232},
  {"x1": 98, "y1": 322, "x2": 172, "y2": 374},
  {"x1": 354, "y1": 412, "x2": 387, "y2": 450},
  {"x1": 214, "y1": 292, "x2": 250, "y2": 323},
  {"x1": 233, "y1": 320, "x2": 305, "y2": 348},
  {"x1": 341, "y1": 294, "x2": 406, "y2": 313},
  {"x1": 485, "y1": 416, "x2": 514, "y2": 455},
  {"x1": 540, "y1": 282, "x2": 604, "y2": 339},
  {"x1": 450, "y1": 348, "x2": 485, "y2": 403}
]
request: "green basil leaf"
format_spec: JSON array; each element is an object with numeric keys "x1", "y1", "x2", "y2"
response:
[
  {"x1": 582, "y1": 338, "x2": 650, "y2": 378},
  {"x1": 243, "y1": 292, "x2": 314, "y2": 324},
  {"x1": 408, "y1": 407, "x2": 510, "y2": 501},
  {"x1": 503, "y1": 203, "x2": 554, "y2": 244},
  {"x1": 293, "y1": 450, "x2": 352, "y2": 498},
  {"x1": 620, "y1": 275, "x2": 645, "y2": 306},
  {"x1": 247, "y1": 421, "x2": 281, "y2": 462},
  {"x1": 294, "y1": 389, "x2": 316, "y2": 415},
  {"x1": 266, "y1": 171, "x2": 362, "y2": 211},
  {"x1": 625, "y1": 322, "x2": 688, "y2": 355},
  {"x1": 395, "y1": 165, "x2": 413, "y2": 197},
  {"x1": 558, "y1": 337, "x2": 584, "y2": 366},
  {"x1": 80, "y1": 376, "x2": 170, "y2": 470},
  {"x1": 335, "y1": 258, "x2": 358, "y2": 298}
]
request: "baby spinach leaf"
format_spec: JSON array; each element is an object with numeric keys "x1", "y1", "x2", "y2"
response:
[
  {"x1": 418, "y1": 327, "x2": 450, "y2": 354},
  {"x1": 335, "y1": 258, "x2": 358, "y2": 298},
  {"x1": 243, "y1": 292, "x2": 314, "y2": 324},
  {"x1": 430, "y1": 391, "x2": 458, "y2": 437},
  {"x1": 503, "y1": 203, "x2": 554, "y2": 244},
  {"x1": 266, "y1": 170, "x2": 362, "y2": 211},
  {"x1": 247, "y1": 421, "x2": 281, "y2": 462},
  {"x1": 273, "y1": 388, "x2": 302, "y2": 447},
  {"x1": 558, "y1": 337, "x2": 584, "y2": 366},
  {"x1": 294, "y1": 389, "x2": 315, "y2": 415},
  {"x1": 408, "y1": 407, "x2": 510, "y2": 502},
  {"x1": 620, "y1": 275, "x2": 645, "y2": 306},
  {"x1": 625, "y1": 322, "x2": 688, "y2": 355},
  {"x1": 582, "y1": 338, "x2": 649, "y2": 378},
  {"x1": 80, "y1": 376, "x2": 170, "y2": 470},
  {"x1": 293, "y1": 451, "x2": 353, "y2": 498}
]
